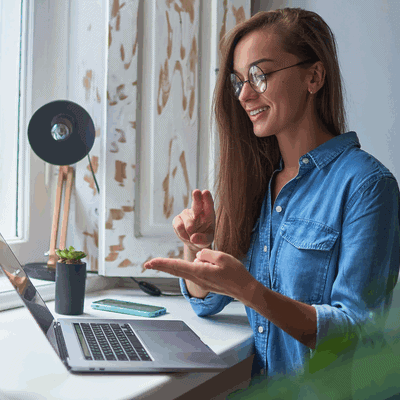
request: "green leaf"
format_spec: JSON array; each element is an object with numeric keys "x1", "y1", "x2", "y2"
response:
[{"x1": 55, "y1": 245, "x2": 86, "y2": 262}]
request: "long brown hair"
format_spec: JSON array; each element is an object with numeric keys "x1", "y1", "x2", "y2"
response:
[{"x1": 213, "y1": 8, "x2": 347, "y2": 261}]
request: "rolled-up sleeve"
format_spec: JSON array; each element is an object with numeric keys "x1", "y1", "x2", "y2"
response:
[
  {"x1": 313, "y1": 175, "x2": 400, "y2": 350},
  {"x1": 179, "y1": 278, "x2": 234, "y2": 317}
]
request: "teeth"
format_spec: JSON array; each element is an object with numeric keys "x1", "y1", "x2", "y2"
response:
[{"x1": 250, "y1": 107, "x2": 268, "y2": 116}]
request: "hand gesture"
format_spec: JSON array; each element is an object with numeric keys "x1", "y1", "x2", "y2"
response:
[{"x1": 172, "y1": 189, "x2": 215, "y2": 253}]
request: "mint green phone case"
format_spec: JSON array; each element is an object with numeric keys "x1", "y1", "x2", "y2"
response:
[{"x1": 91, "y1": 299, "x2": 166, "y2": 318}]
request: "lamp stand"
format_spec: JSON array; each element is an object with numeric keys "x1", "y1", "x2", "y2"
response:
[
  {"x1": 48, "y1": 165, "x2": 74, "y2": 268},
  {"x1": 24, "y1": 165, "x2": 74, "y2": 280}
]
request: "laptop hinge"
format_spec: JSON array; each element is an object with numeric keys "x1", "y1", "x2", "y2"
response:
[{"x1": 54, "y1": 321, "x2": 70, "y2": 369}]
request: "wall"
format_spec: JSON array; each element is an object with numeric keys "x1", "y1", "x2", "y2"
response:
[{"x1": 253, "y1": 0, "x2": 400, "y2": 181}]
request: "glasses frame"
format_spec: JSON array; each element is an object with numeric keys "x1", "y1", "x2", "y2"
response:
[{"x1": 229, "y1": 59, "x2": 314, "y2": 99}]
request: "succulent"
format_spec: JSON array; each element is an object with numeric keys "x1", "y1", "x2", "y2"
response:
[{"x1": 56, "y1": 246, "x2": 87, "y2": 264}]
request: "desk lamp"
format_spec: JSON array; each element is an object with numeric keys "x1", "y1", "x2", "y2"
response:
[{"x1": 24, "y1": 100, "x2": 95, "y2": 281}]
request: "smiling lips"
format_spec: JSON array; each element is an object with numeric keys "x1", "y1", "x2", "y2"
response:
[
  {"x1": 248, "y1": 106, "x2": 270, "y2": 118},
  {"x1": 249, "y1": 107, "x2": 268, "y2": 116}
]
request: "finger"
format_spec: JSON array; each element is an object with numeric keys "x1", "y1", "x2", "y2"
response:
[
  {"x1": 145, "y1": 259, "x2": 216, "y2": 292},
  {"x1": 144, "y1": 258, "x2": 200, "y2": 280},
  {"x1": 172, "y1": 215, "x2": 190, "y2": 241},
  {"x1": 202, "y1": 190, "x2": 215, "y2": 217},
  {"x1": 145, "y1": 258, "x2": 196, "y2": 271},
  {"x1": 191, "y1": 189, "x2": 203, "y2": 219}
]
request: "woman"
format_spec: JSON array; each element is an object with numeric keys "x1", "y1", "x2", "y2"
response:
[{"x1": 144, "y1": 7, "x2": 399, "y2": 386}]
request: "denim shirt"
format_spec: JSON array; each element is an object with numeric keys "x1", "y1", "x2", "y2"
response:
[{"x1": 179, "y1": 132, "x2": 400, "y2": 379}]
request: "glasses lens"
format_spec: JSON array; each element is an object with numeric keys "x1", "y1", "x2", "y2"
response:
[
  {"x1": 229, "y1": 74, "x2": 243, "y2": 98},
  {"x1": 249, "y1": 65, "x2": 266, "y2": 93}
]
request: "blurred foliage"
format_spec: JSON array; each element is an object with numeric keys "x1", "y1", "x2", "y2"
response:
[{"x1": 228, "y1": 317, "x2": 400, "y2": 400}]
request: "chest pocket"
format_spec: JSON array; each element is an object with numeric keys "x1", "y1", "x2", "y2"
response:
[{"x1": 273, "y1": 218, "x2": 339, "y2": 304}]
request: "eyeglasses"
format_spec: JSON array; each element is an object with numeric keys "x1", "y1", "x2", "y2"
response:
[{"x1": 229, "y1": 59, "x2": 313, "y2": 99}]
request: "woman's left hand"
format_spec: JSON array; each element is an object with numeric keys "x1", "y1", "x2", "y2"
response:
[{"x1": 144, "y1": 248, "x2": 257, "y2": 301}]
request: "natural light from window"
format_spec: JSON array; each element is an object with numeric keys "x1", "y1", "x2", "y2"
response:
[{"x1": 0, "y1": 0, "x2": 24, "y2": 241}]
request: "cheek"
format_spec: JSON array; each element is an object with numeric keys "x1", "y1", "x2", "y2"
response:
[
  {"x1": 273, "y1": 79, "x2": 304, "y2": 112},
  {"x1": 262, "y1": 78, "x2": 291, "y2": 106},
  {"x1": 276, "y1": 78, "x2": 294, "y2": 101}
]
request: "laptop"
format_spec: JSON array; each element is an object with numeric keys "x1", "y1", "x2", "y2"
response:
[{"x1": 0, "y1": 234, "x2": 228, "y2": 373}]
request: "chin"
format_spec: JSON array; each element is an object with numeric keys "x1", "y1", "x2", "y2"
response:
[{"x1": 253, "y1": 125, "x2": 276, "y2": 138}]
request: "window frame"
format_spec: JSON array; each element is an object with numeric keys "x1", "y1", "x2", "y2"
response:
[
  {"x1": 0, "y1": 0, "x2": 60, "y2": 308},
  {"x1": 0, "y1": 0, "x2": 30, "y2": 244},
  {"x1": 0, "y1": 0, "x2": 31, "y2": 308}
]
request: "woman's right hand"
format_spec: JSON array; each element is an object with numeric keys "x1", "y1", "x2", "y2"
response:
[{"x1": 172, "y1": 189, "x2": 215, "y2": 253}]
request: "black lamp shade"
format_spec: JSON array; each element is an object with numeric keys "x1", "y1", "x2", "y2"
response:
[{"x1": 28, "y1": 100, "x2": 95, "y2": 165}]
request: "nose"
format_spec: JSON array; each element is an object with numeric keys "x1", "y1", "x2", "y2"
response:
[{"x1": 238, "y1": 81, "x2": 258, "y2": 102}]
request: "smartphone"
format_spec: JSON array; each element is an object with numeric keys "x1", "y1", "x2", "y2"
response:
[{"x1": 91, "y1": 299, "x2": 166, "y2": 318}]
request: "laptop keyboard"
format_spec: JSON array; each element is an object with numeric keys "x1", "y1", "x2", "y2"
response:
[{"x1": 77, "y1": 322, "x2": 152, "y2": 361}]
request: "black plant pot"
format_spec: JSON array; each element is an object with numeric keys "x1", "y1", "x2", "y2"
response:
[{"x1": 55, "y1": 262, "x2": 86, "y2": 315}]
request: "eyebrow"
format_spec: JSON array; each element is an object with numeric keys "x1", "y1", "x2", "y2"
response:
[{"x1": 233, "y1": 58, "x2": 275, "y2": 74}]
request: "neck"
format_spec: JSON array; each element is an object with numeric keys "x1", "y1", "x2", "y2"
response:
[{"x1": 276, "y1": 117, "x2": 334, "y2": 173}]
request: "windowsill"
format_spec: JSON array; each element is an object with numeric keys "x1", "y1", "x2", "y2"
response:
[
  {"x1": 0, "y1": 274, "x2": 182, "y2": 312},
  {"x1": 0, "y1": 273, "x2": 120, "y2": 312}
]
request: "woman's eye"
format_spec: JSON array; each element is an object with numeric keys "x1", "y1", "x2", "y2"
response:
[{"x1": 253, "y1": 74, "x2": 265, "y2": 84}]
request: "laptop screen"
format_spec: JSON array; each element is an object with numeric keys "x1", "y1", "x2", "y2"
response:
[{"x1": 0, "y1": 234, "x2": 55, "y2": 337}]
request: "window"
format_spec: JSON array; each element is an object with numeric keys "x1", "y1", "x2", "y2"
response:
[
  {"x1": 0, "y1": 0, "x2": 54, "y2": 307},
  {"x1": 0, "y1": 0, "x2": 26, "y2": 241}
]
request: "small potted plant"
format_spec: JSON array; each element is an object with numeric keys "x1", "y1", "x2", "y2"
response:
[
  {"x1": 55, "y1": 246, "x2": 87, "y2": 315},
  {"x1": 56, "y1": 246, "x2": 87, "y2": 264}
]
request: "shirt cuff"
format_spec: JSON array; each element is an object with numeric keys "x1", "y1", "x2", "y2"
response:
[
  {"x1": 311, "y1": 304, "x2": 359, "y2": 357},
  {"x1": 179, "y1": 278, "x2": 233, "y2": 317}
]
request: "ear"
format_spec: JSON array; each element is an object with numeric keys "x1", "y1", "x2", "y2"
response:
[{"x1": 308, "y1": 61, "x2": 326, "y2": 94}]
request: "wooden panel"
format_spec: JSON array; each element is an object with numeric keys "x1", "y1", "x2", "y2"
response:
[
  {"x1": 100, "y1": 0, "x2": 142, "y2": 275},
  {"x1": 137, "y1": 0, "x2": 200, "y2": 238},
  {"x1": 99, "y1": 0, "x2": 197, "y2": 276},
  {"x1": 94, "y1": 0, "x2": 249, "y2": 276}
]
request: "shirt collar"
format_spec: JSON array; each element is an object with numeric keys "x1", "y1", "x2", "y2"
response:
[
  {"x1": 305, "y1": 131, "x2": 360, "y2": 170},
  {"x1": 275, "y1": 132, "x2": 360, "y2": 173}
]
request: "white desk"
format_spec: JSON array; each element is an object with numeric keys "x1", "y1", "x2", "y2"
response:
[{"x1": 0, "y1": 288, "x2": 254, "y2": 400}]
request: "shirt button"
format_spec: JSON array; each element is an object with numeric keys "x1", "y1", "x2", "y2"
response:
[
  {"x1": 263, "y1": 245, "x2": 268, "y2": 253},
  {"x1": 258, "y1": 326, "x2": 264, "y2": 333},
  {"x1": 302, "y1": 157, "x2": 309, "y2": 164},
  {"x1": 276, "y1": 206, "x2": 282, "y2": 213}
]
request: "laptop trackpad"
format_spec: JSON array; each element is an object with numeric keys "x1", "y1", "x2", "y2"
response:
[{"x1": 140, "y1": 330, "x2": 219, "y2": 364}]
